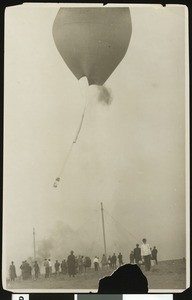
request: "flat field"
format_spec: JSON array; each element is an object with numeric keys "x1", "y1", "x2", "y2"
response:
[{"x1": 6, "y1": 259, "x2": 186, "y2": 292}]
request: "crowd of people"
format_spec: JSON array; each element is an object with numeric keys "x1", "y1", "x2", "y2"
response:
[
  {"x1": 93, "y1": 252, "x2": 123, "y2": 271},
  {"x1": 9, "y1": 239, "x2": 158, "y2": 281},
  {"x1": 129, "y1": 239, "x2": 158, "y2": 271},
  {"x1": 43, "y1": 251, "x2": 92, "y2": 278}
]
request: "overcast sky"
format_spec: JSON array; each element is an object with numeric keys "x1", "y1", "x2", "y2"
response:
[{"x1": 3, "y1": 4, "x2": 188, "y2": 275}]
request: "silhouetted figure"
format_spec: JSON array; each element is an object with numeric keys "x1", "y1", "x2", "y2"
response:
[
  {"x1": 48, "y1": 259, "x2": 52, "y2": 277},
  {"x1": 107, "y1": 255, "x2": 112, "y2": 269},
  {"x1": 34, "y1": 261, "x2": 40, "y2": 279},
  {"x1": 9, "y1": 261, "x2": 17, "y2": 281},
  {"x1": 61, "y1": 259, "x2": 67, "y2": 275},
  {"x1": 118, "y1": 252, "x2": 123, "y2": 266},
  {"x1": 44, "y1": 259, "x2": 49, "y2": 278},
  {"x1": 134, "y1": 244, "x2": 142, "y2": 265},
  {"x1": 55, "y1": 260, "x2": 60, "y2": 275},
  {"x1": 20, "y1": 261, "x2": 25, "y2": 280},
  {"x1": 98, "y1": 263, "x2": 148, "y2": 293},
  {"x1": 101, "y1": 254, "x2": 107, "y2": 270},
  {"x1": 141, "y1": 238, "x2": 151, "y2": 271},
  {"x1": 130, "y1": 251, "x2": 134, "y2": 264},
  {"x1": 152, "y1": 246, "x2": 158, "y2": 264},
  {"x1": 111, "y1": 253, "x2": 117, "y2": 269},
  {"x1": 28, "y1": 264, "x2": 32, "y2": 279},
  {"x1": 77, "y1": 255, "x2": 83, "y2": 273},
  {"x1": 20, "y1": 260, "x2": 31, "y2": 280},
  {"x1": 67, "y1": 250, "x2": 76, "y2": 277}
]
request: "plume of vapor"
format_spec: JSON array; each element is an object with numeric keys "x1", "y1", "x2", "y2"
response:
[
  {"x1": 37, "y1": 238, "x2": 54, "y2": 259},
  {"x1": 36, "y1": 222, "x2": 92, "y2": 262},
  {"x1": 97, "y1": 85, "x2": 113, "y2": 105}
]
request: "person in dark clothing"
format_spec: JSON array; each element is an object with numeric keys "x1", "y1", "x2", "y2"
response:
[
  {"x1": 134, "y1": 244, "x2": 142, "y2": 265},
  {"x1": 28, "y1": 263, "x2": 32, "y2": 279},
  {"x1": 55, "y1": 260, "x2": 60, "y2": 275},
  {"x1": 61, "y1": 259, "x2": 67, "y2": 275},
  {"x1": 44, "y1": 259, "x2": 49, "y2": 278},
  {"x1": 108, "y1": 255, "x2": 112, "y2": 269},
  {"x1": 67, "y1": 251, "x2": 76, "y2": 277},
  {"x1": 118, "y1": 252, "x2": 123, "y2": 266},
  {"x1": 130, "y1": 251, "x2": 134, "y2": 264},
  {"x1": 20, "y1": 260, "x2": 30, "y2": 280},
  {"x1": 9, "y1": 261, "x2": 17, "y2": 281},
  {"x1": 34, "y1": 261, "x2": 40, "y2": 279},
  {"x1": 151, "y1": 246, "x2": 158, "y2": 264},
  {"x1": 111, "y1": 253, "x2": 117, "y2": 269}
]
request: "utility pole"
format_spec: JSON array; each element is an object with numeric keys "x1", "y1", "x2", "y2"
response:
[
  {"x1": 101, "y1": 202, "x2": 107, "y2": 257},
  {"x1": 33, "y1": 227, "x2": 36, "y2": 261}
]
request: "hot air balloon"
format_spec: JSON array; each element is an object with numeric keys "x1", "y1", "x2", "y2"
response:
[
  {"x1": 52, "y1": 7, "x2": 132, "y2": 86},
  {"x1": 52, "y1": 8, "x2": 132, "y2": 187}
]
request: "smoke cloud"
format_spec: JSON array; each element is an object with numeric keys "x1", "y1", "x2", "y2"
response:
[
  {"x1": 37, "y1": 238, "x2": 54, "y2": 259},
  {"x1": 97, "y1": 85, "x2": 113, "y2": 105},
  {"x1": 36, "y1": 221, "x2": 97, "y2": 263}
]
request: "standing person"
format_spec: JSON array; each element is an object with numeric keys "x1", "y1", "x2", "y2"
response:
[
  {"x1": 152, "y1": 246, "x2": 158, "y2": 264},
  {"x1": 107, "y1": 255, "x2": 112, "y2": 269},
  {"x1": 82, "y1": 256, "x2": 91, "y2": 272},
  {"x1": 28, "y1": 263, "x2": 32, "y2": 279},
  {"x1": 9, "y1": 261, "x2": 17, "y2": 281},
  {"x1": 48, "y1": 259, "x2": 52, "y2": 277},
  {"x1": 77, "y1": 255, "x2": 83, "y2": 274},
  {"x1": 44, "y1": 259, "x2": 49, "y2": 278},
  {"x1": 101, "y1": 254, "x2": 107, "y2": 270},
  {"x1": 23, "y1": 261, "x2": 29, "y2": 279},
  {"x1": 134, "y1": 244, "x2": 142, "y2": 265},
  {"x1": 130, "y1": 251, "x2": 134, "y2": 264},
  {"x1": 34, "y1": 261, "x2": 40, "y2": 279},
  {"x1": 20, "y1": 261, "x2": 25, "y2": 280},
  {"x1": 118, "y1": 252, "x2": 123, "y2": 266},
  {"x1": 67, "y1": 250, "x2": 76, "y2": 277},
  {"x1": 61, "y1": 259, "x2": 67, "y2": 275},
  {"x1": 55, "y1": 260, "x2": 60, "y2": 275},
  {"x1": 93, "y1": 256, "x2": 99, "y2": 271},
  {"x1": 141, "y1": 238, "x2": 151, "y2": 271},
  {"x1": 111, "y1": 253, "x2": 117, "y2": 269}
]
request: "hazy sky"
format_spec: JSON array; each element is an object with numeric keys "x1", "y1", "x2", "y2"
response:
[{"x1": 4, "y1": 4, "x2": 188, "y2": 275}]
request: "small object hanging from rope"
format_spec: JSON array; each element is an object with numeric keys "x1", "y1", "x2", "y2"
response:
[
  {"x1": 52, "y1": 77, "x2": 89, "y2": 188},
  {"x1": 53, "y1": 177, "x2": 60, "y2": 188}
]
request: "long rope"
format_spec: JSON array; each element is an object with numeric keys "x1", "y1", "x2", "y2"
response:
[{"x1": 53, "y1": 79, "x2": 89, "y2": 188}]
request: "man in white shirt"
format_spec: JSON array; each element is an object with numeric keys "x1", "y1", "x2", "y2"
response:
[
  {"x1": 141, "y1": 238, "x2": 151, "y2": 271},
  {"x1": 93, "y1": 256, "x2": 99, "y2": 271}
]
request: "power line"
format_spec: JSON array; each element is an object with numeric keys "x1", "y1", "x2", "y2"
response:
[{"x1": 104, "y1": 208, "x2": 141, "y2": 243}]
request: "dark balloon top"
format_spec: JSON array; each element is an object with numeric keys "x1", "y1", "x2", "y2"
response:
[{"x1": 52, "y1": 8, "x2": 132, "y2": 85}]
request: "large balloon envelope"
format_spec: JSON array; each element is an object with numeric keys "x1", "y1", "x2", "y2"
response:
[{"x1": 52, "y1": 8, "x2": 132, "y2": 86}]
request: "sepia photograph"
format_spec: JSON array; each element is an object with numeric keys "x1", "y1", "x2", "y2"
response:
[{"x1": 3, "y1": 3, "x2": 189, "y2": 293}]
